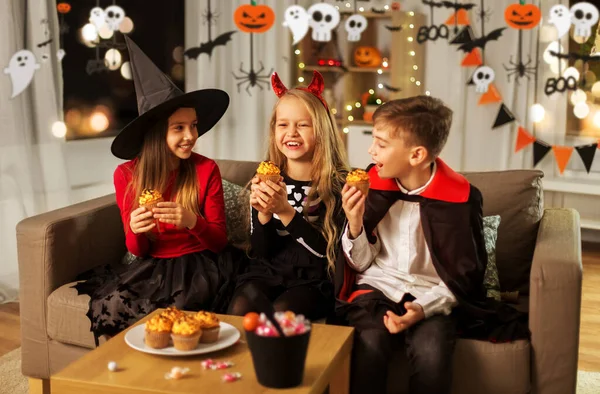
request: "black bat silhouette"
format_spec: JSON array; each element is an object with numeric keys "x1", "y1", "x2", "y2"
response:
[
  {"x1": 86, "y1": 59, "x2": 108, "y2": 75},
  {"x1": 423, "y1": 0, "x2": 446, "y2": 7},
  {"x1": 371, "y1": 8, "x2": 386, "y2": 14},
  {"x1": 185, "y1": 31, "x2": 236, "y2": 59},
  {"x1": 441, "y1": 1, "x2": 477, "y2": 10},
  {"x1": 549, "y1": 51, "x2": 600, "y2": 62},
  {"x1": 383, "y1": 83, "x2": 402, "y2": 92},
  {"x1": 458, "y1": 27, "x2": 506, "y2": 52},
  {"x1": 385, "y1": 25, "x2": 403, "y2": 31},
  {"x1": 36, "y1": 38, "x2": 53, "y2": 48}
]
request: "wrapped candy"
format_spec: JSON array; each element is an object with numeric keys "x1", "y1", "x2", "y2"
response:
[
  {"x1": 222, "y1": 372, "x2": 242, "y2": 382},
  {"x1": 164, "y1": 366, "x2": 190, "y2": 380},
  {"x1": 250, "y1": 310, "x2": 311, "y2": 337},
  {"x1": 201, "y1": 359, "x2": 234, "y2": 370}
]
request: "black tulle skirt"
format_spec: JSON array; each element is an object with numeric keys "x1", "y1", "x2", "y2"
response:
[{"x1": 73, "y1": 246, "x2": 244, "y2": 343}]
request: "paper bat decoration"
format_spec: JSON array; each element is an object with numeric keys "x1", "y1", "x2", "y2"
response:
[
  {"x1": 549, "y1": 51, "x2": 600, "y2": 62},
  {"x1": 385, "y1": 25, "x2": 403, "y2": 31},
  {"x1": 184, "y1": 31, "x2": 237, "y2": 59},
  {"x1": 383, "y1": 83, "x2": 402, "y2": 92},
  {"x1": 86, "y1": 59, "x2": 108, "y2": 75},
  {"x1": 36, "y1": 38, "x2": 53, "y2": 48},
  {"x1": 458, "y1": 27, "x2": 506, "y2": 52},
  {"x1": 423, "y1": 0, "x2": 446, "y2": 7},
  {"x1": 441, "y1": 1, "x2": 476, "y2": 10},
  {"x1": 371, "y1": 8, "x2": 386, "y2": 14}
]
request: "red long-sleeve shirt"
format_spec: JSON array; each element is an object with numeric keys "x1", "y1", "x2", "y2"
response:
[{"x1": 114, "y1": 153, "x2": 227, "y2": 258}]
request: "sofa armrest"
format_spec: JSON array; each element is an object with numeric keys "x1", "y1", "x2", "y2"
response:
[
  {"x1": 16, "y1": 193, "x2": 126, "y2": 378},
  {"x1": 529, "y1": 208, "x2": 582, "y2": 394}
]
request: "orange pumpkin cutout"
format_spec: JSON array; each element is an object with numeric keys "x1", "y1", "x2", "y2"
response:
[
  {"x1": 234, "y1": 3, "x2": 275, "y2": 34},
  {"x1": 57, "y1": 2, "x2": 71, "y2": 14},
  {"x1": 354, "y1": 46, "x2": 382, "y2": 67},
  {"x1": 504, "y1": 3, "x2": 541, "y2": 30}
]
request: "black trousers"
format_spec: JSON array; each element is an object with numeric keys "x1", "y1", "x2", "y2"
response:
[{"x1": 342, "y1": 287, "x2": 457, "y2": 394}]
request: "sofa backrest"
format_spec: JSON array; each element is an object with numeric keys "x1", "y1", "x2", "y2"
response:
[{"x1": 215, "y1": 160, "x2": 544, "y2": 294}]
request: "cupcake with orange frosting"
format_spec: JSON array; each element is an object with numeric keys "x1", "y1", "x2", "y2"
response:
[
  {"x1": 144, "y1": 315, "x2": 173, "y2": 349},
  {"x1": 194, "y1": 311, "x2": 221, "y2": 343},
  {"x1": 256, "y1": 161, "x2": 281, "y2": 184},
  {"x1": 160, "y1": 306, "x2": 186, "y2": 322},
  {"x1": 171, "y1": 316, "x2": 202, "y2": 351},
  {"x1": 346, "y1": 169, "x2": 370, "y2": 197},
  {"x1": 138, "y1": 188, "x2": 164, "y2": 210}
]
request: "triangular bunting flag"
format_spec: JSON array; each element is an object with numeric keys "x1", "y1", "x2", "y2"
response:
[
  {"x1": 575, "y1": 143, "x2": 598, "y2": 173},
  {"x1": 467, "y1": 71, "x2": 475, "y2": 85},
  {"x1": 552, "y1": 145, "x2": 574, "y2": 175},
  {"x1": 515, "y1": 127, "x2": 535, "y2": 152},
  {"x1": 533, "y1": 140, "x2": 552, "y2": 167},
  {"x1": 445, "y1": 9, "x2": 470, "y2": 26},
  {"x1": 450, "y1": 26, "x2": 475, "y2": 45},
  {"x1": 461, "y1": 48, "x2": 483, "y2": 67},
  {"x1": 492, "y1": 103, "x2": 516, "y2": 128},
  {"x1": 478, "y1": 84, "x2": 503, "y2": 105}
]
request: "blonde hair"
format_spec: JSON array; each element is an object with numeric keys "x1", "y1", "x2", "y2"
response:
[
  {"x1": 251, "y1": 89, "x2": 350, "y2": 274},
  {"x1": 123, "y1": 109, "x2": 200, "y2": 229}
]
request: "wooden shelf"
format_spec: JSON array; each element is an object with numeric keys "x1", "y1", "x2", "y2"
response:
[
  {"x1": 303, "y1": 65, "x2": 390, "y2": 74},
  {"x1": 339, "y1": 11, "x2": 393, "y2": 19}
]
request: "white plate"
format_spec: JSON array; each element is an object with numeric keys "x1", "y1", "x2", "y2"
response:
[{"x1": 124, "y1": 322, "x2": 241, "y2": 356}]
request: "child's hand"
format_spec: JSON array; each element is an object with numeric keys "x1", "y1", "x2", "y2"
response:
[
  {"x1": 250, "y1": 176, "x2": 274, "y2": 221},
  {"x1": 342, "y1": 183, "x2": 366, "y2": 239},
  {"x1": 130, "y1": 207, "x2": 155, "y2": 234},
  {"x1": 383, "y1": 303, "x2": 425, "y2": 334},
  {"x1": 152, "y1": 202, "x2": 197, "y2": 229},
  {"x1": 261, "y1": 179, "x2": 293, "y2": 216}
]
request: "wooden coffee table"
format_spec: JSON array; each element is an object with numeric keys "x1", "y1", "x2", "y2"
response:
[{"x1": 51, "y1": 310, "x2": 354, "y2": 394}]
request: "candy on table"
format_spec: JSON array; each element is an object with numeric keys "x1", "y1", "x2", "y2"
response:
[
  {"x1": 222, "y1": 372, "x2": 242, "y2": 382},
  {"x1": 250, "y1": 310, "x2": 311, "y2": 337},
  {"x1": 164, "y1": 366, "x2": 190, "y2": 380},
  {"x1": 107, "y1": 361, "x2": 118, "y2": 372},
  {"x1": 201, "y1": 359, "x2": 234, "y2": 370}
]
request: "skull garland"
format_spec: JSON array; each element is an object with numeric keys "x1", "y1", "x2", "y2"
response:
[
  {"x1": 473, "y1": 66, "x2": 495, "y2": 93},
  {"x1": 570, "y1": 2, "x2": 599, "y2": 41},
  {"x1": 345, "y1": 14, "x2": 368, "y2": 42},
  {"x1": 308, "y1": 3, "x2": 341, "y2": 42},
  {"x1": 104, "y1": 5, "x2": 125, "y2": 32}
]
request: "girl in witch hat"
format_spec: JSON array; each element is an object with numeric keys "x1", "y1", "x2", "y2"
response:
[
  {"x1": 74, "y1": 36, "x2": 235, "y2": 342},
  {"x1": 227, "y1": 71, "x2": 350, "y2": 321}
]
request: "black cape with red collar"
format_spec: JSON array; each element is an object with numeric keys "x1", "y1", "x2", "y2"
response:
[{"x1": 334, "y1": 159, "x2": 529, "y2": 342}]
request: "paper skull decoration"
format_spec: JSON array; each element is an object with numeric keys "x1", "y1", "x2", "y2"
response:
[
  {"x1": 504, "y1": 3, "x2": 541, "y2": 30},
  {"x1": 570, "y1": 2, "x2": 599, "y2": 40},
  {"x1": 345, "y1": 14, "x2": 368, "y2": 42},
  {"x1": 473, "y1": 66, "x2": 495, "y2": 93},
  {"x1": 234, "y1": 3, "x2": 276, "y2": 33},
  {"x1": 307, "y1": 3, "x2": 340, "y2": 42},
  {"x1": 104, "y1": 5, "x2": 125, "y2": 31},
  {"x1": 354, "y1": 46, "x2": 382, "y2": 67}
]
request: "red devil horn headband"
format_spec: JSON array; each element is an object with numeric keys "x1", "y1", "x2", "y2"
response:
[{"x1": 271, "y1": 71, "x2": 329, "y2": 111}]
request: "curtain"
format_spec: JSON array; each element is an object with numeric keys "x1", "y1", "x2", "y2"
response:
[{"x1": 0, "y1": 0, "x2": 70, "y2": 303}]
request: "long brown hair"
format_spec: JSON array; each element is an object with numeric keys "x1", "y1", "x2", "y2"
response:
[
  {"x1": 123, "y1": 108, "x2": 200, "y2": 229},
  {"x1": 242, "y1": 89, "x2": 349, "y2": 274}
]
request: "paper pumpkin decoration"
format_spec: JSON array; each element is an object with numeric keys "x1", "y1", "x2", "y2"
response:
[
  {"x1": 504, "y1": 3, "x2": 541, "y2": 30},
  {"x1": 234, "y1": 2, "x2": 275, "y2": 34},
  {"x1": 57, "y1": 2, "x2": 71, "y2": 14},
  {"x1": 354, "y1": 46, "x2": 382, "y2": 67}
]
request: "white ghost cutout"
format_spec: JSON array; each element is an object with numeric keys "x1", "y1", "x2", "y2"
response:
[
  {"x1": 472, "y1": 66, "x2": 495, "y2": 94},
  {"x1": 57, "y1": 49, "x2": 66, "y2": 61},
  {"x1": 308, "y1": 3, "x2": 340, "y2": 42},
  {"x1": 104, "y1": 5, "x2": 125, "y2": 32},
  {"x1": 4, "y1": 50, "x2": 40, "y2": 98},
  {"x1": 548, "y1": 5, "x2": 571, "y2": 39},
  {"x1": 345, "y1": 14, "x2": 368, "y2": 42},
  {"x1": 283, "y1": 5, "x2": 310, "y2": 45},
  {"x1": 570, "y1": 2, "x2": 599, "y2": 39},
  {"x1": 89, "y1": 7, "x2": 105, "y2": 30}
]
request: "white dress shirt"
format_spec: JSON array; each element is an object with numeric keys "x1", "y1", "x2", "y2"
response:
[{"x1": 342, "y1": 163, "x2": 458, "y2": 318}]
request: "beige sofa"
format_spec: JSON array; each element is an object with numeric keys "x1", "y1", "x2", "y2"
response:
[{"x1": 17, "y1": 159, "x2": 582, "y2": 394}]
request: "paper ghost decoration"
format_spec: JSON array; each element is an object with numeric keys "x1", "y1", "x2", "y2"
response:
[
  {"x1": 283, "y1": 5, "x2": 310, "y2": 45},
  {"x1": 57, "y1": 49, "x2": 66, "y2": 61},
  {"x1": 4, "y1": 50, "x2": 40, "y2": 98},
  {"x1": 548, "y1": 5, "x2": 571, "y2": 39},
  {"x1": 89, "y1": 7, "x2": 105, "y2": 30},
  {"x1": 307, "y1": 3, "x2": 340, "y2": 42}
]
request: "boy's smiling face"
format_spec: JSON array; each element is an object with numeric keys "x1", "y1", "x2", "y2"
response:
[{"x1": 368, "y1": 123, "x2": 428, "y2": 180}]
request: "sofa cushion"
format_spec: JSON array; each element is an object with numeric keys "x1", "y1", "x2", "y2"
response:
[
  {"x1": 483, "y1": 215, "x2": 501, "y2": 301},
  {"x1": 216, "y1": 159, "x2": 260, "y2": 187},
  {"x1": 47, "y1": 282, "x2": 96, "y2": 349},
  {"x1": 222, "y1": 179, "x2": 250, "y2": 248},
  {"x1": 463, "y1": 170, "x2": 544, "y2": 294}
]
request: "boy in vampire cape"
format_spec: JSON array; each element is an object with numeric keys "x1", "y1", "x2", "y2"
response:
[{"x1": 335, "y1": 96, "x2": 528, "y2": 394}]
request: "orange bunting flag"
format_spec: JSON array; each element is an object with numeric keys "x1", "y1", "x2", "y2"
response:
[
  {"x1": 552, "y1": 145, "x2": 574, "y2": 175},
  {"x1": 445, "y1": 9, "x2": 470, "y2": 26},
  {"x1": 515, "y1": 127, "x2": 535, "y2": 152},
  {"x1": 478, "y1": 84, "x2": 502, "y2": 105},
  {"x1": 461, "y1": 49, "x2": 483, "y2": 67}
]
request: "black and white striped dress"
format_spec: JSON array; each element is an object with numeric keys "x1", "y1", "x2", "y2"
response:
[{"x1": 235, "y1": 174, "x2": 344, "y2": 302}]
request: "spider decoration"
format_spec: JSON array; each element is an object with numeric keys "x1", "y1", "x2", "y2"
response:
[
  {"x1": 185, "y1": 0, "x2": 236, "y2": 60},
  {"x1": 232, "y1": 58, "x2": 273, "y2": 95},
  {"x1": 502, "y1": 3, "x2": 541, "y2": 84}
]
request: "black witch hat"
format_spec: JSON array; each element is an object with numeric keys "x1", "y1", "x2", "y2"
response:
[{"x1": 110, "y1": 36, "x2": 229, "y2": 160}]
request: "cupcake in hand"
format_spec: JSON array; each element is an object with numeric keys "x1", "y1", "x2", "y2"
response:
[
  {"x1": 256, "y1": 161, "x2": 281, "y2": 184},
  {"x1": 145, "y1": 315, "x2": 173, "y2": 349},
  {"x1": 138, "y1": 188, "x2": 164, "y2": 210},
  {"x1": 171, "y1": 316, "x2": 202, "y2": 351},
  {"x1": 346, "y1": 169, "x2": 370, "y2": 197},
  {"x1": 194, "y1": 311, "x2": 221, "y2": 343}
]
